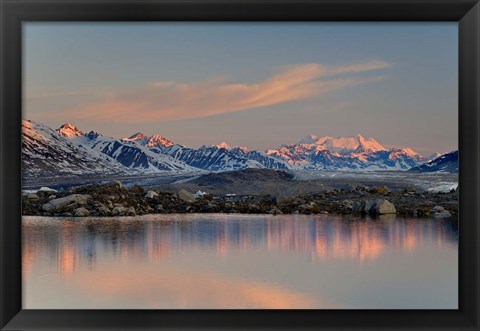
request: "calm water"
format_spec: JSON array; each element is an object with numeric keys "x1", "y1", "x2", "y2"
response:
[{"x1": 22, "y1": 214, "x2": 458, "y2": 309}]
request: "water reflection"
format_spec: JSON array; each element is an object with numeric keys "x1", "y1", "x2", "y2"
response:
[{"x1": 22, "y1": 214, "x2": 458, "y2": 309}]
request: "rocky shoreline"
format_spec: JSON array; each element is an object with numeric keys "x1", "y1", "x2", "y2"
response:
[{"x1": 22, "y1": 180, "x2": 458, "y2": 218}]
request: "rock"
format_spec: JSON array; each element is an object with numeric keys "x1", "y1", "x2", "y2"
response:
[
  {"x1": 352, "y1": 200, "x2": 366, "y2": 213},
  {"x1": 145, "y1": 191, "x2": 158, "y2": 199},
  {"x1": 297, "y1": 202, "x2": 318, "y2": 214},
  {"x1": 248, "y1": 204, "x2": 261, "y2": 213},
  {"x1": 42, "y1": 194, "x2": 90, "y2": 212},
  {"x1": 111, "y1": 206, "x2": 127, "y2": 216},
  {"x1": 375, "y1": 200, "x2": 396, "y2": 214},
  {"x1": 364, "y1": 200, "x2": 377, "y2": 213},
  {"x1": 25, "y1": 193, "x2": 39, "y2": 200},
  {"x1": 368, "y1": 186, "x2": 391, "y2": 195},
  {"x1": 268, "y1": 207, "x2": 282, "y2": 215},
  {"x1": 130, "y1": 185, "x2": 144, "y2": 194},
  {"x1": 97, "y1": 206, "x2": 111, "y2": 216},
  {"x1": 194, "y1": 190, "x2": 207, "y2": 198},
  {"x1": 74, "y1": 207, "x2": 90, "y2": 217},
  {"x1": 432, "y1": 206, "x2": 445, "y2": 212},
  {"x1": 177, "y1": 189, "x2": 195, "y2": 202},
  {"x1": 126, "y1": 206, "x2": 136, "y2": 216},
  {"x1": 111, "y1": 206, "x2": 136, "y2": 216},
  {"x1": 433, "y1": 209, "x2": 452, "y2": 218},
  {"x1": 364, "y1": 199, "x2": 396, "y2": 215},
  {"x1": 340, "y1": 183, "x2": 357, "y2": 192},
  {"x1": 341, "y1": 200, "x2": 354, "y2": 210},
  {"x1": 110, "y1": 180, "x2": 124, "y2": 189}
]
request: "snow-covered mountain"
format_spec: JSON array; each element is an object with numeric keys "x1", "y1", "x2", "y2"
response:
[
  {"x1": 266, "y1": 134, "x2": 423, "y2": 170},
  {"x1": 410, "y1": 150, "x2": 458, "y2": 173},
  {"x1": 56, "y1": 123, "x2": 84, "y2": 138},
  {"x1": 72, "y1": 131, "x2": 193, "y2": 173},
  {"x1": 22, "y1": 120, "x2": 439, "y2": 179},
  {"x1": 122, "y1": 132, "x2": 174, "y2": 148},
  {"x1": 162, "y1": 143, "x2": 290, "y2": 172},
  {"x1": 22, "y1": 120, "x2": 131, "y2": 179}
]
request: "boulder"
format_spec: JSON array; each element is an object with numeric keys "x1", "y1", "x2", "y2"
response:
[
  {"x1": 130, "y1": 185, "x2": 144, "y2": 194},
  {"x1": 375, "y1": 200, "x2": 396, "y2": 215},
  {"x1": 25, "y1": 193, "x2": 39, "y2": 200},
  {"x1": 368, "y1": 186, "x2": 391, "y2": 195},
  {"x1": 352, "y1": 200, "x2": 366, "y2": 213},
  {"x1": 97, "y1": 206, "x2": 111, "y2": 216},
  {"x1": 110, "y1": 180, "x2": 124, "y2": 189},
  {"x1": 42, "y1": 194, "x2": 90, "y2": 212},
  {"x1": 268, "y1": 207, "x2": 282, "y2": 215},
  {"x1": 111, "y1": 206, "x2": 136, "y2": 216},
  {"x1": 126, "y1": 206, "x2": 136, "y2": 216},
  {"x1": 111, "y1": 206, "x2": 127, "y2": 216},
  {"x1": 340, "y1": 183, "x2": 357, "y2": 192},
  {"x1": 364, "y1": 199, "x2": 396, "y2": 215},
  {"x1": 145, "y1": 191, "x2": 158, "y2": 199},
  {"x1": 341, "y1": 200, "x2": 354, "y2": 210},
  {"x1": 194, "y1": 190, "x2": 207, "y2": 198},
  {"x1": 432, "y1": 206, "x2": 445, "y2": 212},
  {"x1": 432, "y1": 206, "x2": 452, "y2": 218},
  {"x1": 177, "y1": 189, "x2": 195, "y2": 202},
  {"x1": 74, "y1": 207, "x2": 90, "y2": 217},
  {"x1": 433, "y1": 210, "x2": 452, "y2": 218},
  {"x1": 363, "y1": 199, "x2": 377, "y2": 213}
]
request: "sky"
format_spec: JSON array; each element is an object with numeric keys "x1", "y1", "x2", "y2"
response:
[{"x1": 23, "y1": 23, "x2": 458, "y2": 156}]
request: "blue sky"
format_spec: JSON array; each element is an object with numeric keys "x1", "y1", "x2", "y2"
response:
[{"x1": 24, "y1": 23, "x2": 458, "y2": 155}]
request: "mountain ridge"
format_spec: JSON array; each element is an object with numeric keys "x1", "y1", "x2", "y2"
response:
[{"x1": 22, "y1": 120, "x2": 454, "y2": 179}]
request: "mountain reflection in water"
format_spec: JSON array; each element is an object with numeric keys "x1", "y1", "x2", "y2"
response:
[{"x1": 22, "y1": 214, "x2": 458, "y2": 309}]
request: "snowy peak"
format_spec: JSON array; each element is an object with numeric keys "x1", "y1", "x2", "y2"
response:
[
  {"x1": 145, "y1": 134, "x2": 174, "y2": 148},
  {"x1": 23, "y1": 119, "x2": 439, "y2": 176},
  {"x1": 295, "y1": 134, "x2": 386, "y2": 153},
  {"x1": 56, "y1": 123, "x2": 84, "y2": 138},
  {"x1": 214, "y1": 142, "x2": 231, "y2": 150},
  {"x1": 354, "y1": 135, "x2": 386, "y2": 153},
  {"x1": 23, "y1": 120, "x2": 131, "y2": 179},
  {"x1": 122, "y1": 132, "x2": 174, "y2": 148},
  {"x1": 324, "y1": 136, "x2": 360, "y2": 153},
  {"x1": 125, "y1": 132, "x2": 148, "y2": 141},
  {"x1": 397, "y1": 147, "x2": 421, "y2": 158},
  {"x1": 268, "y1": 133, "x2": 424, "y2": 170}
]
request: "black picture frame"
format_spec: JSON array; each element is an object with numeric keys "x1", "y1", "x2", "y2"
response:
[{"x1": 1, "y1": 0, "x2": 479, "y2": 330}]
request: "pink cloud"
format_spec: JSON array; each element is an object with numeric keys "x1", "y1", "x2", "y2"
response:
[{"x1": 45, "y1": 60, "x2": 390, "y2": 123}]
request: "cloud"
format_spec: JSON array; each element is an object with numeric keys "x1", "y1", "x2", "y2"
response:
[{"x1": 44, "y1": 60, "x2": 390, "y2": 123}]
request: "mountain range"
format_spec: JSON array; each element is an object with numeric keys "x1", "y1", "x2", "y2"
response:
[
  {"x1": 21, "y1": 119, "x2": 458, "y2": 179},
  {"x1": 409, "y1": 150, "x2": 458, "y2": 173}
]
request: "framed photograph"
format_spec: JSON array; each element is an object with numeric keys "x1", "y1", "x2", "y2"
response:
[{"x1": 1, "y1": 0, "x2": 479, "y2": 330}]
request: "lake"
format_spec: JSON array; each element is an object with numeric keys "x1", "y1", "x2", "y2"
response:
[{"x1": 22, "y1": 214, "x2": 458, "y2": 309}]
